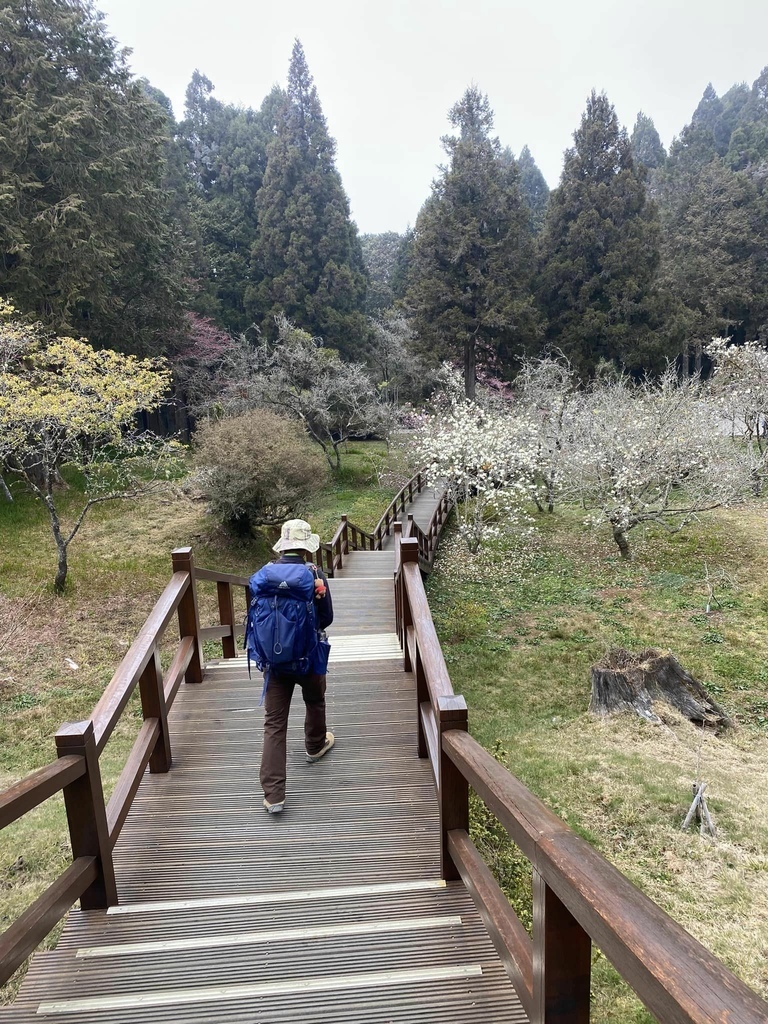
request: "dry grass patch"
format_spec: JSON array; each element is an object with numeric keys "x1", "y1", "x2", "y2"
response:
[{"x1": 428, "y1": 501, "x2": 768, "y2": 1015}]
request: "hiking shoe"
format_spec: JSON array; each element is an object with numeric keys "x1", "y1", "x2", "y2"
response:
[
  {"x1": 263, "y1": 798, "x2": 284, "y2": 814},
  {"x1": 306, "y1": 732, "x2": 335, "y2": 763}
]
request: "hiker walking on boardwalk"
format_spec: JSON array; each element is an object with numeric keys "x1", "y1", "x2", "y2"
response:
[{"x1": 248, "y1": 519, "x2": 334, "y2": 815}]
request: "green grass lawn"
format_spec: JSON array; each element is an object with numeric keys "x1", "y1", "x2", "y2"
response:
[
  {"x1": 0, "y1": 439, "x2": 397, "y2": 1003},
  {"x1": 427, "y1": 502, "x2": 768, "y2": 1020}
]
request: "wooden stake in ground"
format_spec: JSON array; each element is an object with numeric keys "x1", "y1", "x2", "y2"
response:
[
  {"x1": 682, "y1": 781, "x2": 717, "y2": 837},
  {"x1": 589, "y1": 648, "x2": 731, "y2": 729}
]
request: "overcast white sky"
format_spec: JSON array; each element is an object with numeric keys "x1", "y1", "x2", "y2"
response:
[{"x1": 95, "y1": 0, "x2": 768, "y2": 235}]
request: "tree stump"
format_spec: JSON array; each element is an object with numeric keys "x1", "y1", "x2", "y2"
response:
[{"x1": 590, "y1": 648, "x2": 731, "y2": 729}]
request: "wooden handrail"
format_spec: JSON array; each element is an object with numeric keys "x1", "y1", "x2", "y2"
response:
[
  {"x1": 107, "y1": 719, "x2": 160, "y2": 847},
  {"x1": 445, "y1": 728, "x2": 768, "y2": 1023},
  {"x1": 0, "y1": 756, "x2": 84, "y2": 831},
  {"x1": 91, "y1": 570, "x2": 190, "y2": 753},
  {"x1": 372, "y1": 470, "x2": 424, "y2": 548},
  {"x1": 1, "y1": 548, "x2": 205, "y2": 986},
  {"x1": 393, "y1": 528, "x2": 768, "y2": 1024},
  {"x1": 0, "y1": 857, "x2": 97, "y2": 987}
]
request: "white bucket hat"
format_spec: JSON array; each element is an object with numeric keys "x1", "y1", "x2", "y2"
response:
[{"x1": 273, "y1": 519, "x2": 320, "y2": 554}]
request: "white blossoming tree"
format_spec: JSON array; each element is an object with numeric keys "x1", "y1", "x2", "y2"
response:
[
  {"x1": 570, "y1": 366, "x2": 751, "y2": 559},
  {"x1": 706, "y1": 336, "x2": 768, "y2": 494},
  {"x1": 514, "y1": 354, "x2": 582, "y2": 514},
  {"x1": 410, "y1": 368, "x2": 537, "y2": 553}
]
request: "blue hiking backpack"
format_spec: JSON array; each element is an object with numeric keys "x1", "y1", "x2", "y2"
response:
[{"x1": 244, "y1": 562, "x2": 319, "y2": 682}]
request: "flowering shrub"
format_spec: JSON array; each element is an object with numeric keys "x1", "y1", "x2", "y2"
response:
[
  {"x1": 410, "y1": 368, "x2": 537, "y2": 553},
  {"x1": 0, "y1": 301, "x2": 180, "y2": 590}
]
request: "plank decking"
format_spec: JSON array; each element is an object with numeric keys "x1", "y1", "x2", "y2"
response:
[{"x1": 4, "y1": 490, "x2": 527, "y2": 1023}]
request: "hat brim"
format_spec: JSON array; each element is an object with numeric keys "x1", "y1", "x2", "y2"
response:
[{"x1": 272, "y1": 534, "x2": 320, "y2": 554}]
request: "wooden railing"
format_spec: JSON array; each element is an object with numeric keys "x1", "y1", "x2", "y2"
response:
[
  {"x1": 0, "y1": 476, "x2": 441, "y2": 990},
  {"x1": 402, "y1": 485, "x2": 452, "y2": 570},
  {"x1": 372, "y1": 470, "x2": 426, "y2": 550},
  {"x1": 316, "y1": 514, "x2": 376, "y2": 577},
  {"x1": 0, "y1": 547, "x2": 205, "y2": 987},
  {"x1": 394, "y1": 534, "x2": 768, "y2": 1024}
]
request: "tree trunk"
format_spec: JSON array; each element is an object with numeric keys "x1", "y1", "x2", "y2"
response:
[
  {"x1": 0, "y1": 475, "x2": 12, "y2": 502},
  {"x1": 590, "y1": 648, "x2": 731, "y2": 729},
  {"x1": 42, "y1": 483, "x2": 69, "y2": 593},
  {"x1": 53, "y1": 540, "x2": 68, "y2": 594},
  {"x1": 611, "y1": 525, "x2": 631, "y2": 560},
  {"x1": 464, "y1": 335, "x2": 476, "y2": 401}
]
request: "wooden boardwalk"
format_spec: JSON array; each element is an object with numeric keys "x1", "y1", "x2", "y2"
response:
[{"x1": 4, "y1": 489, "x2": 527, "y2": 1023}]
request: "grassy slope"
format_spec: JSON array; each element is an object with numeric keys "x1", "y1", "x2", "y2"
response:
[
  {"x1": 427, "y1": 504, "x2": 768, "y2": 1021},
  {"x1": 0, "y1": 441, "x2": 394, "y2": 1003}
]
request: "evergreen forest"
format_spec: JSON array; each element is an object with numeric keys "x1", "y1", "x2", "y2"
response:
[{"x1": 1, "y1": 0, "x2": 768, "y2": 401}]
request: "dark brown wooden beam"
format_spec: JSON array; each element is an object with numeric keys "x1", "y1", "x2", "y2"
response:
[
  {"x1": 106, "y1": 718, "x2": 160, "y2": 847},
  {"x1": 91, "y1": 570, "x2": 189, "y2": 752},
  {"x1": 448, "y1": 828, "x2": 534, "y2": 1019},
  {"x1": 0, "y1": 857, "x2": 97, "y2": 987},
  {"x1": 0, "y1": 756, "x2": 84, "y2": 830},
  {"x1": 533, "y1": 870, "x2": 591, "y2": 1024},
  {"x1": 217, "y1": 580, "x2": 237, "y2": 659},
  {"x1": 171, "y1": 548, "x2": 203, "y2": 685},
  {"x1": 163, "y1": 635, "x2": 195, "y2": 710}
]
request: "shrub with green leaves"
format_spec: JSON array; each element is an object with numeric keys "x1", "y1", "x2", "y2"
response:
[{"x1": 194, "y1": 410, "x2": 329, "y2": 534}]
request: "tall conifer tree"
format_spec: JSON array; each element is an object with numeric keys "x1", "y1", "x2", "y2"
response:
[
  {"x1": 180, "y1": 73, "x2": 281, "y2": 334},
  {"x1": 247, "y1": 40, "x2": 367, "y2": 356},
  {"x1": 517, "y1": 146, "x2": 550, "y2": 234},
  {"x1": 406, "y1": 87, "x2": 540, "y2": 398},
  {"x1": 537, "y1": 91, "x2": 669, "y2": 375},
  {"x1": 630, "y1": 112, "x2": 667, "y2": 170}
]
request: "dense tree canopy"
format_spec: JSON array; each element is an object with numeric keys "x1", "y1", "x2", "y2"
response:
[
  {"x1": 0, "y1": 0, "x2": 188, "y2": 355},
  {"x1": 406, "y1": 87, "x2": 541, "y2": 398},
  {"x1": 655, "y1": 69, "x2": 768, "y2": 365},
  {"x1": 0, "y1": 1, "x2": 765, "y2": 394}
]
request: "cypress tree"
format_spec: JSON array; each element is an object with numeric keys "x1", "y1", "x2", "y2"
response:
[
  {"x1": 247, "y1": 40, "x2": 367, "y2": 357},
  {"x1": 537, "y1": 91, "x2": 670, "y2": 376},
  {"x1": 630, "y1": 112, "x2": 667, "y2": 170},
  {"x1": 517, "y1": 145, "x2": 550, "y2": 233},
  {"x1": 405, "y1": 87, "x2": 540, "y2": 398}
]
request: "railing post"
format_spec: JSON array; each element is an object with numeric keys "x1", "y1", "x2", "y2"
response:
[
  {"x1": 393, "y1": 522, "x2": 403, "y2": 640},
  {"x1": 532, "y1": 871, "x2": 591, "y2": 1024},
  {"x1": 55, "y1": 721, "x2": 117, "y2": 909},
  {"x1": 400, "y1": 539, "x2": 418, "y2": 664},
  {"x1": 340, "y1": 514, "x2": 348, "y2": 560},
  {"x1": 437, "y1": 695, "x2": 469, "y2": 882},
  {"x1": 417, "y1": 472, "x2": 423, "y2": 493},
  {"x1": 217, "y1": 581, "x2": 237, "y2": 659},
  {"x1": 171, "y1": 547, "x2": 203, "y2": 684},
  {"x1": 138, "y1": 647, "x2": 172, "y2": 773}
]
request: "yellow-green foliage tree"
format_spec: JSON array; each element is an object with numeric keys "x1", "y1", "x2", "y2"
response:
[{"x1": 0, "y1": 301, "x2": 181, "y2": 591}]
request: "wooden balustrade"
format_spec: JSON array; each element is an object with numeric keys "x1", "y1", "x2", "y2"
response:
[
  {"x1": 0, "y1": 546, "x2": 212, "y2": 988},
  {"x1": 372, "y1": 470, "x2": 424, "y2": 548},
  {"x1": 394, "y1": 530, "x2": 768, "y2": 1024}
]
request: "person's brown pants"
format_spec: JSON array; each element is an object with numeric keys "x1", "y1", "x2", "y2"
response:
[{"x1": 259, "y1": 671, "x2": 327, "y2": 804}]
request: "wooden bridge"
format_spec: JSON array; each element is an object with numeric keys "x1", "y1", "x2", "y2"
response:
[{"x1": 1, "y1": 474, "x2": 767, "y2": 1023}]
